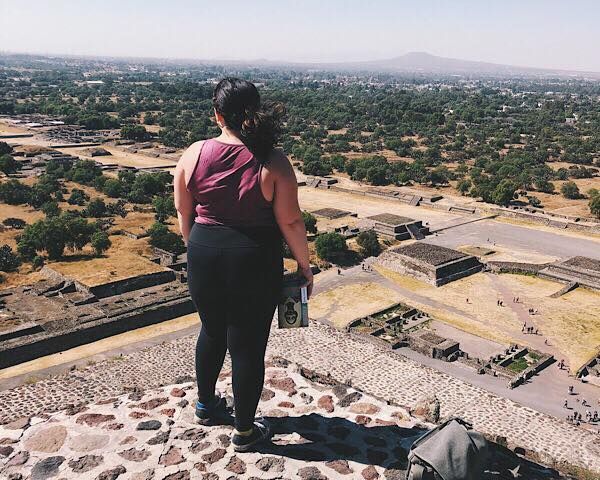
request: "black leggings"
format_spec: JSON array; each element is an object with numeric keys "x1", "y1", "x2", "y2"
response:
[{"x1": 187, "y1": 223, "x2": 283, "y2": 431}]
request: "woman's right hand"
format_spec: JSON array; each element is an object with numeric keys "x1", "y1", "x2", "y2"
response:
[{"x1": 299, "y1": 265, "x2": 313, "y2": 300}]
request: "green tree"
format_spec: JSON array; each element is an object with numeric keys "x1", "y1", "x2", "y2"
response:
[
  {"x1": 41, "y1": 201, "x2": 61, "y2": 217},
  {"x1": 356, "y1": 230, "x2": 381, "y2": 257},
  {"x1": 121, "y1": 124, "x2": 150, "y2": 141},
  {"x1": 315, "y1": 232, "x2": 347, "y2": 261},
  {"x1": 528, "y1": 196, "x2": 542, "y2": 208},
  {"x1": 103, "y1": 178, "x2": 123, "y2": 198},
  {"x1": 589, "y1": 189, "x2": 600, "y2": 218},
  {"x1": 0, "y1": 142, "x2": 13, "y2": 155},
  {"x1": 152, "y1": 195, "x2": 176, "y2": 223},
  {"x1": 91, "y1": 231, "x2": 111, "y2": 256},
  {"x1": 491, "y1": 179, "x2": 517, "y2": 206},
  {"x1": 0, "y1": 244, "x2": 21, "y2": 272},
  {"x1": 0, "y1": 154, "x2": 18, "y2": 174},
  {"x1": 0, "y1": 180, "x2": 31, "y2": 205},
  {"x1": 535, "y1": 179, "x2": 555, "y2": 194},
  {"x1": 301, "y1": 211, "x2": 317, "y2": 234},
  {"x1": 561, "y1": 181, "x2": 580, "y2": 199},
  {"x1": 3, "y1": 218, "x2": 26, "y2": 229},
  {"x1": 84, "y1": 198, "x2": 108, "y2": 217},
  {"x1": 68, "y1": 188, "x2": 89, "y2": 205},
  {"x1": 147, "y1": 222, "x2": 185, "y2": 254},
  {"x1": 457, "y1": 179, "x2": 471, "y2": 195}
]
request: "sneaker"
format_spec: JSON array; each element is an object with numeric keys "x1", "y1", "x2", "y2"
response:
[
  {"x1": 231, "y1": 419, "x2": 272, "y2": 452},
  {"x1": 194, "y1": 393, "x2": 229, "y2": 425}
]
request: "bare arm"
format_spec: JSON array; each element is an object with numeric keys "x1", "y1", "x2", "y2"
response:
[
  {"x1": 174, "y1": 141, "x2": 203, "y2": 245},
  {"x1": 270, "y1": 153, "x2": 313, "y2": 297}
]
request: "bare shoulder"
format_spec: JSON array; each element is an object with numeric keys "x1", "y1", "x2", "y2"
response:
[
  {"x1": 265, "y1": 148, "x2": 293, "y2": 177},
  {"x1": 176, "y1": 140, "x2": 205, "y2": 173}
]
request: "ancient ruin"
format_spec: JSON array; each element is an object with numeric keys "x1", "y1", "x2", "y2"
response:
[
  {"x1": 365, "y1": 213, "x2": 430, "y2": 240},
  {"x1": 0, "y1": 264, "x2": 194, "y2": 369},
  {"x1": 377, "y1": 242, "x2": 483, "y2": 286}
]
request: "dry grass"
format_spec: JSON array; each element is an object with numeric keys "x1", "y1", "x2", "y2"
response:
[
  {"x1": 374, "y1": 264, "x2": 600, "y2": 369},
  {"x1": 500, "y1": 274, "x2": 600, "y2": 370},
  {"x1": 49, "y1": 234, "x2": 165, "y2": 287},
  {"x1": 309, "y1": 282, "x2": 398, "y2": 329},
  {"x1": 374, "y1": 266, "x2": 516, "y2": 344}
]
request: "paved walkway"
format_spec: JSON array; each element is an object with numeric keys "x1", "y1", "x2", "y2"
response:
[{"x1": 0, "y1": 322, "x2": 599, "y2": 474}]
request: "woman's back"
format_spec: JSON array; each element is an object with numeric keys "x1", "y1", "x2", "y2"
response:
[{"x1": 187, "y1": 138, "x2": 275, "y2": 227}]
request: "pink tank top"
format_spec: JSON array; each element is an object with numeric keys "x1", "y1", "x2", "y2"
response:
[{"x1": 187, "y1": 139, "x2": 275, "y2": 227}]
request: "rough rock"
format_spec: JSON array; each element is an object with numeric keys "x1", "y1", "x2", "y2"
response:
[
  {"x1": 7, "y1": 450, "x2": 30, "y2": 466},
  {"x1": 362, "y1": 465, "x2": 380, "y2": 480},
  {"x1": 338, "y1": 391, "x2": 362, "y2": 407},
  {"x1": 225, "y1": 455, "x2": 246, "y2": 475},
  {"x1": 119, "y1": 448, "x2": 151, "y2": 462},
  {"x1": 326, "y1": 459, "x2": 353, "y2": 474},
  {"x1": 69, "y1": 433, "x2": 109, "y2": 452},
  {"x1": 76, "y1": 414, "x2": 116, "y2": 427},
  {"x1": 31, "y1": 456, "x2": 65, "y2": 480},
  {"x1": 349, "y1": 403, "x2": 380, "y2": 415},
  {"x1": 25, "y1": 425, "x2": 67, "y2": 453},
  {"x1": 298, "y1": 466, "x2": 327, "y2": 480},
  {"x1": 68, "y1": 454, "x2": 104, "y2": 473},
  {"x1": 410, "y1": 395, "x2": 441, "y2": 423},
  {"x1": 136, "y1": 420, "x2": 161, "y2": 430},
  {"x1": 96, "y1": 465, "x2": 126, "y2": 480},
  {"x1": 136, "y1": 397, "x2": 168, "y2": 410},
  {"x1": 317, "y1": 395, "x2": 334, "y2": 413},
  {"x1": 159, "y1": 446, "x2": 184, "y2": 466}
]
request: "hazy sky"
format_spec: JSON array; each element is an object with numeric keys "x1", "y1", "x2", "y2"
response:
[{"x1": 1, "y1": 0, "x2": 600, "y2": 71}]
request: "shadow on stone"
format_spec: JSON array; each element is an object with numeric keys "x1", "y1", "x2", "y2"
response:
[
  {"x1": 256, "y1": 413, "x2": 424, "y2": 469},
  {"x1": 256, "y1": 413, "x2": 567, "y2": 479}
]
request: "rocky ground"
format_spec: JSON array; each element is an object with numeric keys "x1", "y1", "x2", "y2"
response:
[
  {"x1": 0, "y1": 358, "x2": 572, "y2": 480},
  {"x1": 1, "y1": 322, "x2": 599, "y2": 478}
]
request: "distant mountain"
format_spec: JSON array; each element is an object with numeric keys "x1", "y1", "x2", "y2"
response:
[{"x1": 250, "y1": 51, "x2": 600, "y2": 78}]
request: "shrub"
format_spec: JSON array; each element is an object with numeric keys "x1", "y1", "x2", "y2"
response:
[
  {"x1": 3, "y1": 218, "x2": 26, "y2": 229},
  {"x1": 68, "y1": 188, "x2": 89, "y2": 206},
  {"x1": 356, "y1": 230, "x2": 381, "y2": 257},
  {"x1": 315, "y1": 232, "x2": 347, "y2": 261},
  {"x1": 561, "y1": 181, "x2": 580, "y2": 199},
  {"x1": 0, "y1": 244, "x2": 21, "y2": 272},
  {"x1": 147, "y1": 222, "x2": 185, "y2": 254},
  {"x1": 0, "y1": 180, "x2": 31, "y2": 205},
  {"x1": 0, "y1": 154, "x2": 18, "y2": 174},
  {"x1": 301, "y1": 211, "x2": 317, "y2": 234},
  {"x1": 153, "y1": 195, "x2": 176, "y2": 223},
  {"x1": 91, "y1": 231, "x2": 111, "y2": 256}
]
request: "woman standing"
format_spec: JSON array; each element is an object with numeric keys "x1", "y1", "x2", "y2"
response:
[{"x1": 174, "y1": 78, "x2": 312, "y2": 451}]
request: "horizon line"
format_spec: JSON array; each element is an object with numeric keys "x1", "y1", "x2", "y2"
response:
[{"x1": 1, "y1": 49, "x2": 600, "y2": 76}]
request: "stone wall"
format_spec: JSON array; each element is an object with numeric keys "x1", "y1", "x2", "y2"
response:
[
  {"x1": 86, "y1": 270, "x2": 176, "y2": 299},
  {"x1": 0, "y1": 296, "x2": 195, "y2": 369}
]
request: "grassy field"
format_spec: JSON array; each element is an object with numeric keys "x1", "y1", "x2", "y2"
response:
[{"x1": 309, "y1": 281, "x2": 398, "y2": 329}]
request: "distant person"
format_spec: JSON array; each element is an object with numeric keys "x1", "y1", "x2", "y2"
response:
[{"x1": 174, "y1": 78, "x2": 312, "y2": 451}]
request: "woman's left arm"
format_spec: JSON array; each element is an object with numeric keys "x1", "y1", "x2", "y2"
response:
[{"x1": 174, "y1": 141, "x2": 203, "y2": 245}]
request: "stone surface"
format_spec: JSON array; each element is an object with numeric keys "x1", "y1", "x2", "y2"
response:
[
  {"x1": 31, "y1": 456, "x2": 64, "y2": 480},
  {"x1": 136, "y1": 420, "x2": 161, "y2": 430},
  {"x1": 411, "y1": 395, "x2": 441, "y2": 423},
  {"x1": 24, "y1": 425, "x2": 67, "y2": 453},
  {"x1": 68, "y1": 433, "x2": 109, "y2": 452},
  {"x1": 0, "y1": 322, "x2": 590, "y2": 478},
  {"x1": 317, "y1": 395, "x2": 334, "y2": 413},
  {"x1": 68, "y1": 454, "x2": 104, "y2": 473}
]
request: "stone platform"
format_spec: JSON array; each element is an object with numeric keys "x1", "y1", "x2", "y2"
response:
[
  {"x1": 0, "y1": 322, "x2": 598, "y2": 477},
  {"x1": 377, "y1": 243, "x2": 483, "y2": 286},
  {"x1": 0, "y1": 359, "x2": 571, "y2": 480}
]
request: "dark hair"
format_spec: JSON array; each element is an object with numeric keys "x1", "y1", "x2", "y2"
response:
[{"x1": 212, "y1": 77, "x2": 285, "y2": 161}]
